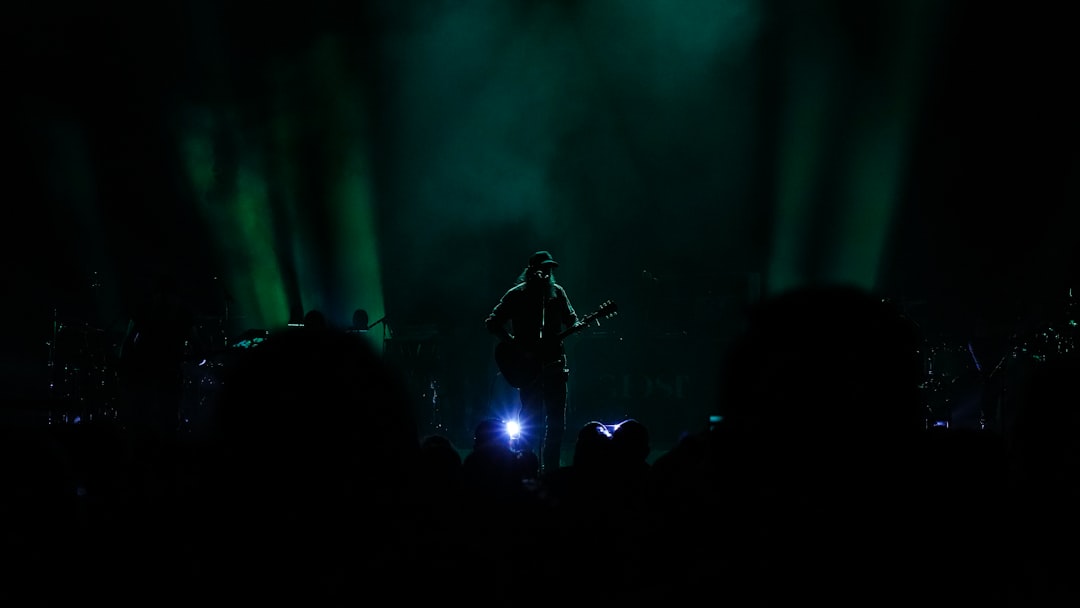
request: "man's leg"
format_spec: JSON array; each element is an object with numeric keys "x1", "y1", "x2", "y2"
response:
[
  {"x1": 518, "y1": 385, "x2": 544, "y2": 458},
  {"x1": 541, "y1": 368, "x2": 569, "y2": 473}
]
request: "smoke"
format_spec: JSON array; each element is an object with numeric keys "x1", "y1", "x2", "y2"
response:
[{"x1": 371, "y1": 0, "x2": 766, "y2": 323}]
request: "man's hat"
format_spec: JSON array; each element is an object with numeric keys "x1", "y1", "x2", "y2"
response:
[{"x1": 529, "y1": 250, "x2": 559, "y2": 268}]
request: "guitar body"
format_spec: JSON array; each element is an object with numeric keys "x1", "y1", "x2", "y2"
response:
[
  {"x1": 494, "y1": 299, "x2": 618, "y2": 389},
  {"x1": 494, "y1": 340, "x2": 557, "y2": 389}
]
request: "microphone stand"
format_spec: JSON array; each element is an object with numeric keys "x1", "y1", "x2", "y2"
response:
[{"x1": 366, "y1": 316, "x2": 389, "y2": 354}]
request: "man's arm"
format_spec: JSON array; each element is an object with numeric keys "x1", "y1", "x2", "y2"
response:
[
  {"x1": 485, "y1": 293, "x2": 515, "y2": 344},
  {"x1": 486, "y1": 317, "x2": 514, "y2": 344},
  {"x1": 558, "y1": 285, "x2": 578, "y2": 327}
]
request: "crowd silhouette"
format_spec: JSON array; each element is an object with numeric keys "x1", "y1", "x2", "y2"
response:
[{"x1": 3, "y1": 283, "x2": 1078, "y2": 605}]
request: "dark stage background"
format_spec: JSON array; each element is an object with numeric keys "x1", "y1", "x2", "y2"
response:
[{"x1": 4, "y1": 0, "x2": 1077, "y2": 448}]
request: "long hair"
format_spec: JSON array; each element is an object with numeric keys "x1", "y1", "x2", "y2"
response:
[{"x1": 516, "y1": 265, "x2": 556, "y2": 298}]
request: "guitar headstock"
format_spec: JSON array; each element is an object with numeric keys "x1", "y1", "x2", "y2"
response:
[{"x1": 583, "y1": 299, "x2": 618, "y2": 325}]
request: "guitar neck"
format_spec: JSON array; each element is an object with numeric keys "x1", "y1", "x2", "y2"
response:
[
  {"x1": 555, "y1": 301, "x2": 616, "y2": 341},
  {"x1": 556, "y1": 326, "x2": 575, "y2": 342},
  {"x1": 558, "y1": 316, "x2": 596, "y2": 341}
]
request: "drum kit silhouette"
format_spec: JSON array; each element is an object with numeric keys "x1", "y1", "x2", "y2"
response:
[
  {"x1": 46, "y1": 313, "x2": 123, "y2": 423},
  {"x1": 918, "y1": 289, "x2": 1077, "y2": 430},
  {"x1": 44, "y1": 268, "x2": 233, "y2": 428},
  {"x1": 45, "y1": 310, "x2": 238, "y2": 429}
]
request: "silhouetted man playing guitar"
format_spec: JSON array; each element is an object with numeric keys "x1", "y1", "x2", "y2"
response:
[{"x1": 486, "y1": 251, "x2": 578, "y2": 474}]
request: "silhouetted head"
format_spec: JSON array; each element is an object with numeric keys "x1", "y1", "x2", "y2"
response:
[
  {"x1": 303, "y1": 309, "x2": 327, "y2": 329},
  {"x1": 194, "y1": 326, "x2": 423, "y2": 599},
  {"x1": 473, "y1": 418, "x2": 509, "y2": 450},
  {"x1": 209, "y1": 327, "x2": 420, "y2": 499},
  {"x1": 572, "y1": 421, "x2": 613, "y2": 469},
  {"x1": 418, "y1": 434, "x2": 464, "y2": 492},
  {"x1": 421, "y1": 433, "x2": 457, "y2": 451},
  {"x1": 517, "y1": 250, "x2": 559, "y2": 288},
  {"x1": 611, "y1": 418, "x2": 650, "y2": 464},
  {"x1": 352, "y1": 308, "x2": 370, "y2": 331}
]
